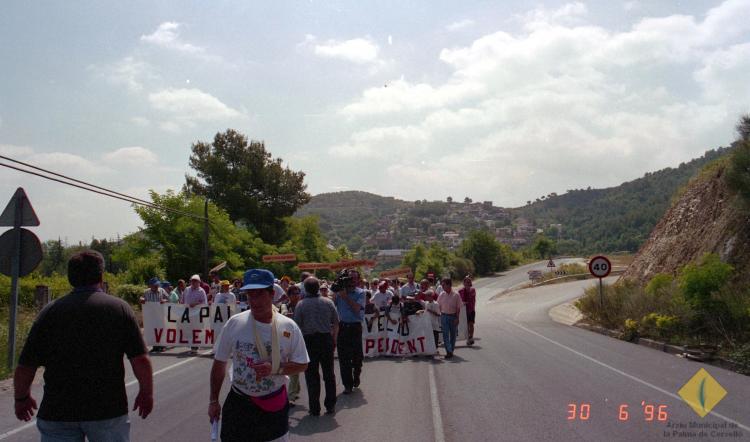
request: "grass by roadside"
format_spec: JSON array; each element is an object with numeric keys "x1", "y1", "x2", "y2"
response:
[{"x1": 0, "y1": 307, "x2": 38, "y2": 379}]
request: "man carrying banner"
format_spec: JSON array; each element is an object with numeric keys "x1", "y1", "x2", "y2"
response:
[
  {"x1": 294, "y1": 277, "x2": 339, "y2": 416},
  {"x1": 400, "y1": 273, "x2": 418, "y2": 297},
  {"x1": 14, "y1": 250, "x2": 153, "y2": 441},
  {"x1": 209, "y1": 269, "x2": 309, "y2": 442},
  {"x1": 143, "y1": 277, "x2": 168, "y2": 352},
  {"x1": 185, "y1": 275, "x2": 208, "y2": 354},
  {"x1": 331, "y1": 269, "x2": 365, "y2": 394}
]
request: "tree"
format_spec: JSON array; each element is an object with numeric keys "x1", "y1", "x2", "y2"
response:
[
  {"x1": 736, "y1": 113, "x2": 750, "y2": 142},
  {"x1": 41, "y1": 239, "x2": 66, "y2": 276},
  {"x1": 727, "y1": 138, "x2": 750, "y2": 206},
  {"x1": 532, "y1": 235, "x2": 557, "y2": 259},
  {"x1": 134, "y1": 190, "x2": 270, "y2": 282},
  {"x1": 185, "y1": 129, "x2": 311, "y2": 243},
  {"x1": 459, "y1": 230, "x2": 507, "y2": 276},
  {"x1": 447, "y1": 196, "x2": 453, "y2": 203},
  {"x1": 464, "y1": 197, "x2": 472, "y2": 204}
]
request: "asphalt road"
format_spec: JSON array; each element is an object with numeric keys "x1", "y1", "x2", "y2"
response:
[{"x1": 2, "y1": 260, "x2": 749, "y2": 441}]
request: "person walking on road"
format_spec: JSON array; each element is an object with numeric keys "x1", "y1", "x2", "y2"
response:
[
  {"x1": 184, "y1": 274, "x2": 208, "y2": 354},
  {"x1": 283, "y1": 284, "x2": 303, "y2": 405},
  {"x1": 142, "y1": 276, "x2": 168, "y2": 352},
  {"x1": 332, "y1": 269, "x2": 365, "y2": 394},
  {"x1": 459, "y1": 276, "x2": 477, "y2": 346},
  {"x1": 14, "y1": 250, "x2": 153, "y2": 441},
  {"x1": 209, "y1": 269, "x2": 309, "y2": 442},
  {"x1": 437, "y1": 277, "x2": 461, "y2": 359},
  {"x1": 294, "y1": 277, "x2": 340, "y2": 416}
]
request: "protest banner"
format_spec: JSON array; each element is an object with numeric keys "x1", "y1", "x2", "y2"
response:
[
  {"x1": 143, "y1": 303, "x2": 238, "y2": 348},
  {"x1": 262, "y1": 254, "x2": 297, "y2": 263},
  {"x1": 362, "y1": 311, "x2": 439, "y2": 357},
  {"x1": 379, "y1": 267, "x2": 412, "y2": 278},
  {"x1": 297, "y1": 262, "x2": 332, "y2": 271},
  {"x1": 329, "y1": 259, "x2": 374, "y2": 271}
]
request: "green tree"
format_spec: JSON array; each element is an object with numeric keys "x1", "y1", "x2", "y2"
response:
[
  {"x1": 40, "y1": 239, "x2": 66, "y2": 276},
  {"x1": 679, "y1": 253, "x2": 733, "y2": 311},
  {"x1": 459, "y1": 230, "x2": 507, "y2": 276},
  {"x1": 134, "y1": 190, "x2": 270, "y2": 282},
  {"x1": 726, "y1": 140, "x2": 750, "y2": 206},
  {"x1": 532, "y1": 235, "x2": 557, "y2": 259},
  {"x1": 185, "y1": 129, "x2": 311, "y2": 243}
]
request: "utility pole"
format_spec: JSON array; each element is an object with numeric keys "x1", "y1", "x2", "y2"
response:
[{"x1": 203, "y1": 198, "x2": 209, "y2": 279}]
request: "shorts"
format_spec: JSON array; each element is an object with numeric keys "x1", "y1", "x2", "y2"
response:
[{"x1": 467, "y1": 310, "x2": 476, "y2": 323}]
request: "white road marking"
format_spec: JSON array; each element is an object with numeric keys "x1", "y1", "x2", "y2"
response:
[
  {"x1": 506, "y1": 319, "x2": 750, "y2": 432},
  {"x1": 0, "y1": 350, "x2": 212, "y2": 440},
  {"x1": 428, "y1": 364, "x2": 446, "y2": 442}
]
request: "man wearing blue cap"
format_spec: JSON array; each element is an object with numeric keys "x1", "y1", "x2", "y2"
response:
[
  {"x1": 143, "y1": 277, "x2": 168, "y2": 352},
  {"x1": 208, "y1": 269, "x2": 309, "y2": 442}
]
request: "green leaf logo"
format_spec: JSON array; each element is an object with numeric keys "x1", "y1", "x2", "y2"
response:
[{"x1": 698, "y1": 377, "x2": 706, "y2": 411}]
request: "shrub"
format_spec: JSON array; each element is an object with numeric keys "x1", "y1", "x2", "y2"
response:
[
  {"x1": 728, "y1": 343, "x2": 750, "y2": 375},
  {"x1": 115, "y1": 284, "x2": 144, "y2": 305},
  {"x1": 622, "y1": 318, "x2": 639, "y2": 341}
]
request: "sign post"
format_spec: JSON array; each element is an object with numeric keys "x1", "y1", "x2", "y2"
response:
[
  {"x1": 0, "y1": 188, "x2": 42, "y2": 372},
  {"x1": 588, "y1": 255, "x2": 612, "y2": 309}
]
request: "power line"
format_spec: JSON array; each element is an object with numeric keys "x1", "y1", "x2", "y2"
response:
[
  {"x1": 0, "y1": 158, "x2": 207, "y2": 222},
  {"x1": 1, "y1": 154, "x2": 156, "y2": 207}
]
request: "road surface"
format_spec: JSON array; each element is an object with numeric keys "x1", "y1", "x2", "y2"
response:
[{"x1": 2, "y1": 260, "x2": 749, "y2": 441}]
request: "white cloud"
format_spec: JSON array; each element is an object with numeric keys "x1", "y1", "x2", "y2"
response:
[
  {"x1": 0, "y1": 144, "x2": 34, "y2": 157},
  {"x1": 516, "y1": 2, "x2": 588, "y2": 31},
  {"x1": 327, "y1": 0, "x2": 750, "y2": 206},
  {"x1": 329, "y1": 126, "x2": 428, "y2": 159},
  {"x1": 446, "y1": 19, "x2": 475, "y2": 32},
  {"x1": 141, "y1": 22, "x2": 204, "y2": 54},
  {"x1": 102, "y1": 147, "x2": 158, "y2": 166},
  {"x1": 89, "y1": 56, "x2": 155, "y2": 92},
  {"x1": 307, "y1": 36, "x2": 382, "y2": 65},
  {"x1": 130, "y1": 116, "x2": 151, "y2": 127},
  {"x1": 148, "y1": 88, "x2": 243, "y2": 131}
]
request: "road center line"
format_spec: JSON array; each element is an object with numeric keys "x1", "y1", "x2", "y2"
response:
[
  {"x1": 0, "y1": 350, "x2": 212, "y2": 440},
  {"x1": 506, "y1": 319, "x2": 750, "y2": 432},
  {"x1": 428, "y1": 364, "x2": 446, "y2": 442}
]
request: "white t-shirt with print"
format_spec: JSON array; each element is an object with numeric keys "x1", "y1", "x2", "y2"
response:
[
  {"x1": 214, "y1": 311, "x2": 309, "y2": 397},
  {"x1": 214, "y1": 292, "x2": 236, "y2": 305}
]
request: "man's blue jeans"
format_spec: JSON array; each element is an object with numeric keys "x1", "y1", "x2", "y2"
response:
[
  {"x1": 441, "y1": 313, "x2": 458, "y2": 354},
  {"x1": 37, "y1": 414, "x2": 130, "y2": 442}
]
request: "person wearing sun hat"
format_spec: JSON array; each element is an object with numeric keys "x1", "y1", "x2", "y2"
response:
[
  {"x1": 214, "y1": 280, "x2": 236, "y2": 305},
  {"x1": 209, "y1": 269, "x2": 309, "y2": 441}
]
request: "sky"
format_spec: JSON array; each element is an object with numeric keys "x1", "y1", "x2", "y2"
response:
[{"x1": 1, "y1": 0, "x2": 749, "y2": 243}]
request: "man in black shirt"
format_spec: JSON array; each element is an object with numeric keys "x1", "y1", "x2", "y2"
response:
[{"x1": 14, "y1": 250, "x2": 153, "y2": 441}]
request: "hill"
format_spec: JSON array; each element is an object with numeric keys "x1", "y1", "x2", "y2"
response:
[
  {"x1": 296, "y1": 147, "x2": 731, "y2": 254},
  {"x1": 511, "y1": 147, "x2": 730, "y2": 253},
  {"x1": 623, "y1": 148, "x2": 750, "y2": 285}
]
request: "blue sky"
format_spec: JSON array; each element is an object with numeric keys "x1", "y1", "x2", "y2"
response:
[{"x1": 1, "y1": 0, "x2": 749, "y2": 242}]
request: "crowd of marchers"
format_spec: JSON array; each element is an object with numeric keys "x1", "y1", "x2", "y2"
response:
[{"x1": 13, "y1": 250, "x2": 478, "y2": 442}]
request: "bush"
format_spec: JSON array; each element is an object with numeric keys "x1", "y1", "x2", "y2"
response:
[
  {"x1": 726, "y1": 139, "x2": 750, "y2": 207},
  {"x1": 123, "y1": 255, "x2": 164, "y2": 285},
  {"x1": 622, "y1": 318, "x2": 639, "y2": 342},
  {"x1": 728, "y1": 343, "x2": 750, "y2": 375},
  {"x1": 115, "y1": 284, "x2": 144, "y2": 305}
]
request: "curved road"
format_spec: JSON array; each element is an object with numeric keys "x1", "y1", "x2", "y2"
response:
[{"x1": 2, "y1": 260, "x2": 749, "y2": 441}]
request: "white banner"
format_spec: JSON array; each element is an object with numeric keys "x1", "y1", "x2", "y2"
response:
[{"x1": 142, "y1": 303, "x2": 238, "y2": 348}]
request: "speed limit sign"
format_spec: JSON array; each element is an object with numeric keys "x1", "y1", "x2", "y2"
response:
[{"x1": 588, "y1": 256, "x2": 612, "y2": 278}]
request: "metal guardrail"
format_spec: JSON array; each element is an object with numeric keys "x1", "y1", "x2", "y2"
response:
[{"x1": 531, "y1": 269, "x2": 626, "y2": 287}]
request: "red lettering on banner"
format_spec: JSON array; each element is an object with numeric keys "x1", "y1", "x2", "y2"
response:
[
  {"x1": 166, "y1": 329, "x2": 177, "y2": 343},
  {"x1": 192, "y1": 329, "x2": 201, "y2": 344},
  {"x1": 205, "y1": 329, "x2": 214, "y2": 344},
  {"x1": 390, "y1": 340, "x2": 399, "y2": 354},
  {"x1": 398, "y1": 342, "x2": 405, "y2": 354},
  {"x1": 417, "y1": 336, "x2": 426, "y2": 352},
  {"x1": 407, "y1": 340, "x2": 416, "y2": 353},
  {"x1": 377, "y1": 338, "x2": 384, "y2": 353},
  {"x1": 154, "y1": 329, "x2": 163, "y2": 343},
  {"x1": 179, "y1": 330, "x2": 189, "y2": 344},
  {"x1": 364, "y1": 339, "x2": 374, "y2": 353}
]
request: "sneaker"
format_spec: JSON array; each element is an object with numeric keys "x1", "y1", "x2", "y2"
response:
[
  {"x1": 343, "y1": 387, "x2": 353, "y2": 395},
  {"x1": 467, "y1": 339, "x2": 474, "y2": 346},
  {"x1": 325, "y1": 408, "x2": 336, "y2": 415},
  {"x1": 445, "y1": 352, "x2": 453, "y2": 359},
  {"x1": 353, "y1": 379, "x2": 360, "y2": 388}
]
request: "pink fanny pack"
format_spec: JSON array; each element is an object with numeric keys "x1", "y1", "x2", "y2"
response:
[{"x1": 249, "y1": 385, "x2": 288, "y2": 413}]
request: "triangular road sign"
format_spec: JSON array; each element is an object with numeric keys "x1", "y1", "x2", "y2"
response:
[
  {"x1": 0, "y1": 188, "x2": 40, "y2": 227},
  {"x1": 547, "y1": 259, "x2": 556, "y2": 268}
]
